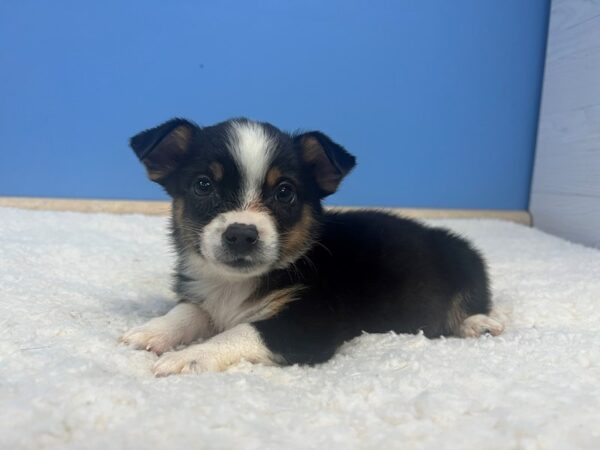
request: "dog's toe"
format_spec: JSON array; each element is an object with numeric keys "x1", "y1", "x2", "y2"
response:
[
  {"x1": 460, "y1": 314, "x2": 504, "y2": 338},
  {"x1": 153, "y1": 352, "x2": 190, "y2": 377},
  {"x1": 152, "y1": 347, "x2": 223, "y2": 377},
  {"x1": 153, "y1": 352, "x2": 200, "y2": 377},
  {"x1": 120, "y1": 325, "x2": 176, "y2": 355}
]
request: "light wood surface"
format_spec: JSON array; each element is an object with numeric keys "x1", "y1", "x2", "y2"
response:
[
  {"x1": 0, "y1": 197, "x2": 172, "y2": 216},
  {"x1": 0, "y1": 196, "x2": 531, "y2": 225},
  {"x1": 530, "y1": 0, "x2": 600, "y2": 247}
]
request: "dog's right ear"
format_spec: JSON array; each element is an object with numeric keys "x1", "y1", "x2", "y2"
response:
[{"x1": 129, "y1": 118, "x2": 196, "y2": 183}]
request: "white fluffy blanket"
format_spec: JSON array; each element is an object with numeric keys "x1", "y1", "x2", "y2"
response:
[{"x1": 1, "y1": 208, "x2": 599, "y2": 449}]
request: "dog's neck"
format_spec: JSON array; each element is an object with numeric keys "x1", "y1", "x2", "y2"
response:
[{"x1": 174, "y1": 251, "x2": 260, "y2": 331}]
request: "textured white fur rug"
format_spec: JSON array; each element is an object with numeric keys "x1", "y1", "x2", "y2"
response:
[{"x1": 1, "y1": 207, "x2": 600, "y2": 449}]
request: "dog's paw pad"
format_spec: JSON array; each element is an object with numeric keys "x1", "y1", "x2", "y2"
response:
[{"x1": 460, "y1": 314, "x2": 504, "y2": 338}]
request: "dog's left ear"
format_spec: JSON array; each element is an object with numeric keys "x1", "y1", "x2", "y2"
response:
[
  {"x1": 129, "y1": 118, "x2": 196, "y2": 183},
  {"x1": 295, "y1": 131, "x2": 356, "y2": 197}
]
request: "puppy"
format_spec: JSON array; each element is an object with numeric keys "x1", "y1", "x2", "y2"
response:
[{"x1": 121, "y1": 118, "x2": 504, "y2": 376}]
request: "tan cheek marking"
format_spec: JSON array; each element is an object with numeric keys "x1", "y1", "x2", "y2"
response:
[
  {"x1": 266, "y1": 167, "x2": 282, "y2": 188},
  {"x1": 281, "y1": 205, "x2": 315, "y2": 261},
  {"x1": 209, "y1": 162, "x2": 224, "y2": 181},
  {"x1": 172, "y1": 198, "x2": 185, "y2": 225},
  {"x1": 172, "y1": 198, "x2": 198, "y2": 247}
]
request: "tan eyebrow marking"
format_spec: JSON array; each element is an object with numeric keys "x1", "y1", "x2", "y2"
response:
[
  {"x1": 209, "y1": 161, "x2": 224, "y2": 181},
  {"x1": 266, "y1": 166, "x2": 282, "y2": 188}
]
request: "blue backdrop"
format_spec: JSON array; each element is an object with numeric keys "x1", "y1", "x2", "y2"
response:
[{"x1": 0, "y1": 0, "x2": 549, "y2": 209}]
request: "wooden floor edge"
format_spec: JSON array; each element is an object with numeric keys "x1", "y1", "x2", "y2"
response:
[{"x1": 0, "y1": 196, "x2": 532, "y2": 226}]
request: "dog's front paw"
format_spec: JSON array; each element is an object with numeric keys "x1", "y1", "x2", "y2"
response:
[
  {"x1": 460, "y1": 314, "x2": 504, "y2": 338},
  {"x1": 120, "y1": 320, "x2": 181, "y2": 355},
  {"x1": 153, "y1": 346, "x2": 223, "y2": 377}
]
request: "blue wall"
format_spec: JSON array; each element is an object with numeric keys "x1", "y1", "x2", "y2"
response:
[{"x1": 0, "y1": 0, "x2": 549, "y2": 209}]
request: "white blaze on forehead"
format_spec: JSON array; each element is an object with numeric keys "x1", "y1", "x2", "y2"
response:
[{"x1": 227, "y1": 121, "x2": 275, "y2": 206}]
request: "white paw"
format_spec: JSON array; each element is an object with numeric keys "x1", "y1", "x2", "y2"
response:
[
  {"x1": 152, "y1": 346, "x2": 224, "y2": 377},
  {"x1": 460, "y1": 314, "x2": 504, "y2": 338},
  {"x1": 120, "y1": 319, "x2": 182, "y2": 355}
]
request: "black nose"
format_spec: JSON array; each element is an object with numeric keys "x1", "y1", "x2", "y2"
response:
[{"x1": 222, "y1": 223, "x2": 259, "y2": 255}]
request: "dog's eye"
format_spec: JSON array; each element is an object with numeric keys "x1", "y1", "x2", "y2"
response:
[
  {"x1": 275, "y1": 182, "x2": 296, "y2": 204},
  {"x1": 193, "y1": 176, "x2": 214, "y2": 196}
]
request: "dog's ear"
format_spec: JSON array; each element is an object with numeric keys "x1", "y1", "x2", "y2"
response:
[
  {"x1": 130, "y1": 118, "x2": 196, "y2": 183},
  {"x1": 295, "y1": 131, "x2": 356, "y2": 197}
]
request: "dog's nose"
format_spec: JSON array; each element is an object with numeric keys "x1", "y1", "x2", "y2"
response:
[{"x1": 222, "y1": 223, "x2": 259, "y2": 255}]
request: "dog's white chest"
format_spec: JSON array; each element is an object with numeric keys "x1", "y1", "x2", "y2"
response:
[
  {"x1": 197, "y1": 278, "x2": 256, "y2": 332},
  {"x1": 180, "y1": 278, "x2": 256, "y2": 332},
  {"x1": 179, "y1": 253, "x2": 273, "y2": 332}
]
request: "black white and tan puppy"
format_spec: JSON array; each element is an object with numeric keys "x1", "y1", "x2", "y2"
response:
[{"x1": 121, "y1": 118, "x2": 504, "y2": 376}]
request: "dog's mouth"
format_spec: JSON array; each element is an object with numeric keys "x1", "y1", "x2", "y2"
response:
[
  {"x1": 224, "y1": 257, "x2": 258, "y2": 269},
  {"x1": 211, "y1": 252, "x2": 274, "y2": 276}
]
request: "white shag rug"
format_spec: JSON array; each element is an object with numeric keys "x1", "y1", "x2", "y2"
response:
[{"x1": 1, "y1": 207, "x2": 600, "y2": 450}]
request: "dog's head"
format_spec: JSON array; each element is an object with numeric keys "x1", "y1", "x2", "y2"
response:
[{"x1": 130, "y1": 118, "x2": 356, "y2": 278}]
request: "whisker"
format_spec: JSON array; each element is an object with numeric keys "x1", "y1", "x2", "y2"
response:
[
  {"x1": 313, "y1": 241, "x2": 333, "y2": 256},
  {"x1": 176, "y1": 223, "x2": 205, "y2": 234},
  {"x1": 300, "y1": 254, "x2": 318, "y2": 275}
]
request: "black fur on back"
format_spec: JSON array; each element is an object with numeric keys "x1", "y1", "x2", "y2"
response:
[{"x1": 254, "y1": 209, "x2": 491, "y2": 365}]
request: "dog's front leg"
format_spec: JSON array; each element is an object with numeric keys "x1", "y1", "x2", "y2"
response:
[
  {"x1": 152, "y1": 323, "x2": 276, "y2": 376},
  {"x1": 121, "y1": 301, "x2": 214, "y2": 355}
]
